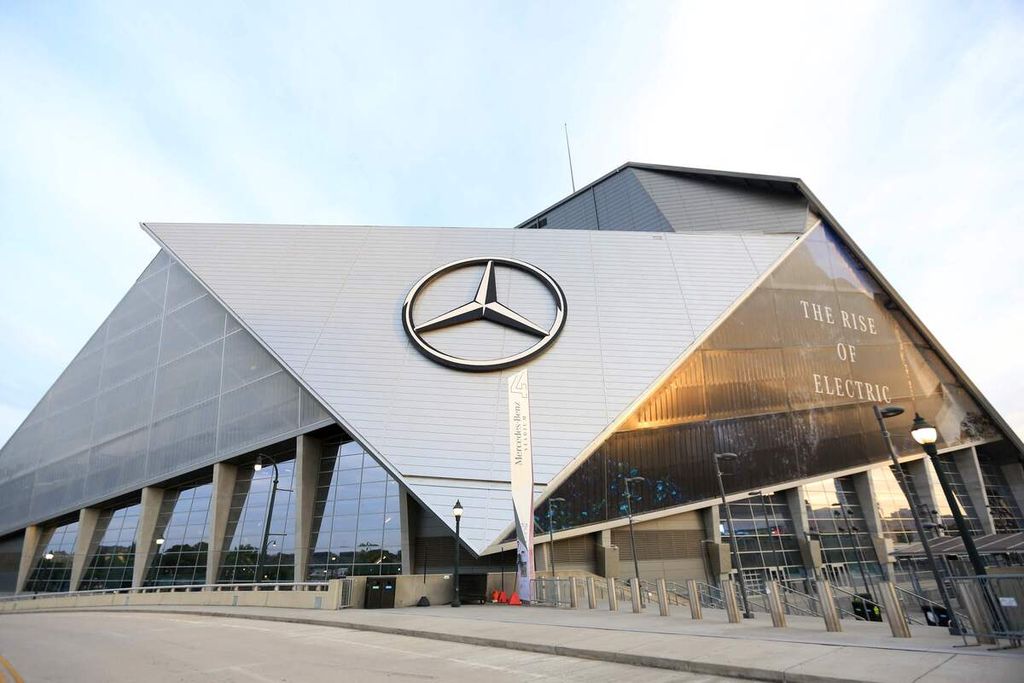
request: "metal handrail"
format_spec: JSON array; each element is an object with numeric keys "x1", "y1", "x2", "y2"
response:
[
  {"x1": 0, "y1": 581, "x2": 330, "y2": 602},
  {"x1": 892, "y1": 583, "x2": 970, "y2": 627},
  {"x1": 694, "y1": 581, "x2": 726, "y2": 609},
  {"x1": 826, "y1": 582, "x2": 879, "y2": 621},
  {"x1": 775, "y1": 582, "x2": 822, "y2": 617}
]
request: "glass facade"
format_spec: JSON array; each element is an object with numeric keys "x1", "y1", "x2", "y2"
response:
[
  {"x1": 541, "y1": 224, "x2": 1001, "y2": 534},
  {"x1": 804, "y1": 477, "x2": 881, "y2": 587},
  {"x1": 79, "y1": 504, "x2": 141, "y2": 590},
  {"x1": 869, "y1": 465, "x2": 927, "y2": 546},
  {"x1": 978, "y1": 455, "x2": 1024, "y2": 533},
  {"x1": 932, "y1": 453, "x2": 983, "y2": 537},
  {"x1": 720, "y1": 492, "x2": 803, "y2": 590},
  {"x1": 308, "y1": 441, "x2": 402, "y2": 578},
  {"x1": 24, "y1": 520, "x2": 79, "y2": 592},
  {"x1": 219, "y1": 458, "x2": 297, "y2": 583},
  {"x1": 146, "y1": 482, "x2": 212, "y2": 586}
]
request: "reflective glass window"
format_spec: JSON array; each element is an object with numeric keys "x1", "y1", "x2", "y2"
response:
[
  {"x1": 79, "y1": 504, "x2": 141, "y2": 590},
  {"x1": 145, "y1": 482, "x2": 212, "y2": 586},
  {"x1": 719, "y1": 492, "x2": 804, "y2": 590},
  {"x1": 868, "y1": 465, "x2": 925, "y2": 546},
  {"x1": 932, "y1": 454, "x2": 983, "y2": 537},
  {"x1": 24, "y1": 521, "x2": 79, "y2": 592},
  {"x1": 804, "y1": 477, "x2": 881, "y2": 588},
  {"x1": 218, "y1": 458, "x2": 296, "y2": 583},
  {"x1": 308, "y1": 441, "x2": 402, "y2": 579},
  {"x1": 979, "y1": 455, "x2": 1024, "y2": 532}
]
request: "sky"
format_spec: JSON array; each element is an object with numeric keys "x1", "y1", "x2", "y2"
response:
[{"x1": 0, "y1": 0, "x2": 1022, "y2": 446}]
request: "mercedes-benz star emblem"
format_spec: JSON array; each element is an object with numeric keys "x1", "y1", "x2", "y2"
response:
[{"x1": 402, "y1": 257, "x2": 567, "y2": 372}]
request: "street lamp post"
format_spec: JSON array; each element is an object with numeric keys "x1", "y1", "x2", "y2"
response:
[
  {"x1": 715, "y1": 453, "x2": 754, "y2": 619},
  {"x1": 624, "y1": 476, "x2": 645, "y2": 607},
  {"x1": 872, "y1": 405, "x2": 961, "y2": 635},
  {"x1": 910, "y1": 414, "x2": 987, "y2": 578},
  {"x1": 253, "y1": 455, "x2": 280, "y2": 584},
  {"x1": 547, "y1": 497, "x2": 566, "y2": 577},
  {"x1": 452, "y1": 500, "x2": 463, "y2": 607}
]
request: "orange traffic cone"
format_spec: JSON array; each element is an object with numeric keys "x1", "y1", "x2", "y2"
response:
[
  {"x1": 497, "y1": 590, "x2": 508, "y2": 604},
  {"x1": 491, "y1": 590, "x2": 499, "y2": 603},
  {"x1": 508, "y1": 592, "x2": 522, "y2": 606}
]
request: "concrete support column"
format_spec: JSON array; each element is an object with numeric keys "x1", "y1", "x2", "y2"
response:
[
  {"x1": 206, "y1": 462, "x2": 238, "y2": 585},
  {"x1": 15, "y1": 525, "x2": 42, "y2": 593},
  {"x1": 852, "y1": 470, "x2": 893, "y2": 577},
  {"x1": 956, "y1": 447, "x2": 996, "y2": 535},
  {"x1": 399, "y1": 490, "x2": 413, "y2": 576},
  {"x1": 1000, "y1": 461, "x2": 1024, "y2": 517},
  {"x1": 132, "y1": 487, "x2": 166, "y2": 588},
  {"x1": 699, "y1": 505, "x2": 730, "y2": 582},
  {"x1": 787, "y1": 486, "x2": 822, "y2": 579},
  {"x1": 596, "y1": 528, "x2": 619, "y2": 578},
  {"x1": 69, "y1": 508, "x2": 102, "y2": 591},
  {"x1": 294, "y1": 434, "x2": 323, "y2": 583},
  {"x1": 905, "y1": 458, "x2": 943, "y2": 533}
]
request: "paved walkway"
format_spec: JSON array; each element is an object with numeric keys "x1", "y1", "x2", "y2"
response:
[{"x1": 3, "y1": 603, "x2": 1020, "y2": 683}]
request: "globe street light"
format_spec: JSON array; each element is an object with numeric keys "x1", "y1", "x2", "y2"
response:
[
  {"x1": 714, "y1": 453, "x2": 754, "y2": 619},
  {"x1": 452, "y1": 500, "x2": 463, "y2": 607},
  {"x1": 910, "y1": 414, "x2": 987, "y2": 578},
  {"x1": 872, "y1": 404, "x2": 961, "y2": 634},
  {"x1": 253, "y1": 454, "x2": 280, "y2": 585},
  {"x1": 44, "y1": 552, "x2": 54, "y2": 560},
  {"x1": 624, "y1": 476, "x2": 645, "y2": 607},
  {"x1": 547, "y1": 497, "x2": 566, "y2": 577}
]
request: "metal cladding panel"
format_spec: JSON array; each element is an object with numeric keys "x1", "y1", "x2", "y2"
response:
[
  {"x1": 536, "y1": 189, "x2": 599, "y2": 229},
  {"x1": 0, "y1": 252, "x2": 332, "y2": 537},
  {"x1": 633, "y1": 168, "x2": 808, "y2": 234},
  {"x1": 533, "y1": 169, "x2": 672, "y2": 232},
  {"x1": 145, "y1": 223, "x2": 795, "y2": 553}
]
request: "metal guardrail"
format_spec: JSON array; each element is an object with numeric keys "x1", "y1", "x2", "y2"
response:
[
  {"x1": 530, "y1": 578, "x2": 572, "y2": 607},
  {"x1": 946, "y1": 574, "x2": 1024, "y2": 647}
]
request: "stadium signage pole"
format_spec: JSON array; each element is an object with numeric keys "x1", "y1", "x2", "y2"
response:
[{"x1": 508, "y1": 369, "x2": 535, "y2": 603}]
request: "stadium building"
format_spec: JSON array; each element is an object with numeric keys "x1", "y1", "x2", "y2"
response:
[{"x1": 1, "y1": 162, "x2": 1022, "y2": 600}]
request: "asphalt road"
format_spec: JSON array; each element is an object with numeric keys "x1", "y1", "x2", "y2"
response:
[{"x1": 0, "y1": 611, "x2": 739, "y2": 682}]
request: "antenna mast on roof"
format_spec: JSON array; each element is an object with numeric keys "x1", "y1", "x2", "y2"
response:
[{"x1": 563, "y1": 123, "x2": 576, "y2": 192}]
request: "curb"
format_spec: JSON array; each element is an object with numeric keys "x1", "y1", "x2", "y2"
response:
[{"x1": 2, "y1": 606, "x2": 874, "y2": 683}]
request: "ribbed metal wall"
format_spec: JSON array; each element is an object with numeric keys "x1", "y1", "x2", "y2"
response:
[
  {"x1": 527, "y1": 167, "x2": 808, "y2": 235},
  {"x1": 0, "y1": 252, "x2": 333, "y2": 537}
]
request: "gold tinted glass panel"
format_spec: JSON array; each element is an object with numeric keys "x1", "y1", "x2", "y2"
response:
[{"x1": 539, "y1": 224, "x2": 1006, "y2": 532}]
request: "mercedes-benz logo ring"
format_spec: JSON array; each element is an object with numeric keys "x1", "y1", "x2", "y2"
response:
[{"x1": 402, "y1": 256, "x2": 567, "y2": 372}]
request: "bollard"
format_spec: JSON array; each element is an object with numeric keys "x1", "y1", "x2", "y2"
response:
[
  {"x1": 686, "y1": 579, "x2": 703, "y2": 620},
  {"x1": 765, "y1": 580, "x2": 787, "y2": 628},
  {"x1": 607, "y1": 577, "x2": 618, "y2": 611},
  {"x1": 724, "y1": 578, "x2": 741, "y2": 623},
  {"x1": 656, "y1": 578, "x2": 670, "y2": 617},
  {"x1": 569, "y1": 577, "x2": 579, "y2": 609},
  {"x1": 587, "y1": 577, "x2": 597, "y2": 609},
  {"x1": 630, "y1": 579, "x2": 642, "y2": 613},
  {"x1": 817, "y1": 580, "x2": 843, "y2": 632},
  {"x1": 877, "y1": 581, "x2": 911, "y2": 638}
]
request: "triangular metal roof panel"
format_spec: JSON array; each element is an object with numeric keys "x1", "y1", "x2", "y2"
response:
[{"x1": 144, "y1": 222, "x2": 797, "y2": 553}]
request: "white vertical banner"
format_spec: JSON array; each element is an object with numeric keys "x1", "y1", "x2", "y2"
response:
[{"x1": 507, "y1": 368, "x2": 535, "y2": 602}]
